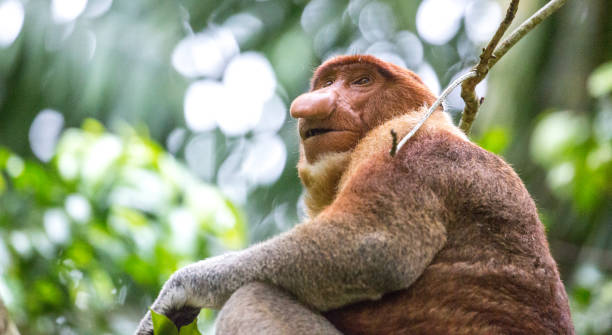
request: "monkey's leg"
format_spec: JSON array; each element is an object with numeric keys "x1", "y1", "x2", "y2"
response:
[{"x1": 216, "y1": 282, "x2": 341, "y2": 335}]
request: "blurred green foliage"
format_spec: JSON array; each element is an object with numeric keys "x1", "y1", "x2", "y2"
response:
[
  {"x1": 476, "y1": 126, "x2": 510, "y2": 155},
  {"x1": 0, "y1": 119, "x2": 245, "y2": 334},
  {"x1": 529, "y1": 63, "x2": 612, "y2": 335}
]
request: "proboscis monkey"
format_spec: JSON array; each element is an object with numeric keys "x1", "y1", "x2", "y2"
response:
[{"x1": 135, "y1": 55, "x2": 574, "y2": 335}]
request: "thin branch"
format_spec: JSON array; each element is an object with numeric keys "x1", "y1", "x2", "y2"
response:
[
  {"x1": 393, "y1": 71, "x2": 476, "y2": 155},
  {"x1": 458, "y1": 0, "x2": 567, "y2": 135},
  {"x1": 490, "y1": 0, "x2": 568, "y2": 68},
  {"x1": 458, "y1": 0, "x2": 519, "y2": 134},
  {"x1": 394, "y1": 0, "x2": 567, "y2": 153},
  {"x1": 481, "y1": 0, "x2": 520, "y2": 66}
]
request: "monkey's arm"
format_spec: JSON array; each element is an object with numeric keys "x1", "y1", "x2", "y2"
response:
[{"x1": 135, "y1": 154, "x2": 447, "y2": 334}]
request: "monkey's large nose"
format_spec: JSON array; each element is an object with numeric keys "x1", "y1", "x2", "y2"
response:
[{"x1": 290, "y1": 91, "x2": 336, "y2": 119}]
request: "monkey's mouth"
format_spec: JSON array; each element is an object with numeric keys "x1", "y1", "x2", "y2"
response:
[{"x1": 304, "y1": 128, "x2": 334, "y2": 139}]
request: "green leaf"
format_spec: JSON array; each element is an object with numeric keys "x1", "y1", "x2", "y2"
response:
[
  {"x1": 178, "y1": 319, "x2": 202, "y2": 335},
  {"x1": 151, "y1": 310, "x2": 178, "y2": 335}
]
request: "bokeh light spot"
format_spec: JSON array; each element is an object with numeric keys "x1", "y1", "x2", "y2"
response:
[
  {"x1": 547, "y1": 162, "x2": 574, "y2": 191},
  {"x1": 185, "y1": 134, "x2": 215, "y2": 181},
  {"x1": 395, "y1": 31, "x2": 424, "y2": 68},
  {"x1": 172, "y1": 29, "x2": 238, "y2": 78},
  {"x1": 219, "y1": 52, "x2": 276, "y2": 136},
  {"x1": 346, "y1": 37, "x2": 369, "y2": 55},
  {"x1": 29, "y1": 109, "x2": 65, "y2": 162},
  {"x1": 223, "y1": 52, "x2": 276, "y2": 105},
  {"x1": 169, "y1": 208, "x2": 197, "y2": 254},
  {"x1": 365, "y1": 42, "x2": 406, "y2": 68},
  {"x1": 166, "y1": 128, "x2": 187, "y2": 154},
  {"x1": 242, "y1": 134, "x2": 286, "y2": 186},
  {"x1": 417, "y1": 62, "x2": 441, "y2": 95},
  {"x1": 184, "y1": 80, "x2": 223, "y2": 132},
  {"x1": 531, "y1": 111, "x2": 589, "y2": 165},
  {"x1": 65, "y1": 194, "x2": 92, "y2": 223},
  {"x1": 0, "y1": 0, "x2": 24, "y2": 47},
  {"x1": 52, "y1": 0, "x2": 88, "y2": 23},
  {"x1": 10, "y1": 231, "x2": 32, "y2": 257},
  {"x1": 359, "y1": 2, "x2": 396, "y2": 42},
  {"x1": 253, "y1": 95, "x2": 287, "y2": 134},
  {"x1": 217, "y1": 145, "x2": 248, "y2": 204},
  {"x1": 44, "y1": 209, "x2": 70, "y2": 244},
  {"x1": 417, "y1": 0, "x2": 466, "y2": 45},
  {"x1": 83, "y1": 0, "x2": 112, "y2": 18},
  {"x1": 301, "y1": 0, "x2": 342, "y2": 34},
  {"x1": 223, "y1": 13, "x2": 263, "y2": 47},
  {"x1": 313, "y1": 21, "x2": 341, "y2": 58},
  {"x1": 6, "y1": 155, "x2": 24, "y2": 177},
  {"x1": 465, "y1": 0, "x2": 502, "y2": 44},
  {"x1": 83, "y1": 135, "x2": 122, "y2": 182}
]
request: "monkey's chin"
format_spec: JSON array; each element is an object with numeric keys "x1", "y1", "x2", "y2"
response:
[{"x1": 302, "y1": 130, "x2": 360, "y2": 164}]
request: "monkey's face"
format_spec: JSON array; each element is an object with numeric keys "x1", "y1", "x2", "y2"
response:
[
  {"x1": 290, "y1": 55, "x2": 437, "y2": 164},
  {"x1": 290, "y1": 62, "x2": 388, "y2": 163}
]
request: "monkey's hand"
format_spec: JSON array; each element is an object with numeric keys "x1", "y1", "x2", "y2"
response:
[{"x1": 134, "y1": 252, "x2": 248, "y2": 335}]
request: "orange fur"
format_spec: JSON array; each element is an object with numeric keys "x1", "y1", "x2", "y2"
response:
[{"x1": 296, "y1": 55, "x2": 573, "y2": 334}]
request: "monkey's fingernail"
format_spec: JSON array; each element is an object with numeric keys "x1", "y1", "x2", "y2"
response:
[{"x1": 479, "y1": 97, "x2": 485, "y2": 105}]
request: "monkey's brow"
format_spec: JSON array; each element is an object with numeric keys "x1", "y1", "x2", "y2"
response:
[{"x1": 311, "y1": 62, "x2": 394, "y2": 89}]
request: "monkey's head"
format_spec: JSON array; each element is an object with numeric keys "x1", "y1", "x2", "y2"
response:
[{"x1": 290, "y1": 55, "x2": 437, "y2": 164}]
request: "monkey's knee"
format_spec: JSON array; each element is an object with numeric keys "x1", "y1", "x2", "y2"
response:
[{"x1": 216, "y1": 282, "x2": 341, "y2": 335}]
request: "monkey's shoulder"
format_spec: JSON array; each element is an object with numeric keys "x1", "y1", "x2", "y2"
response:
[
  {"x1": 341, "y1": 114, "x2": 533, "y2": 215},
  {"x1": 347, "y1": 112, "x2": 511, "y2": 180}
]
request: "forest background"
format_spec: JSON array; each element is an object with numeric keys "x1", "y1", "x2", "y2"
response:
[{"x1": 0, "y1": 0, "x2": 611, "y2": 334}]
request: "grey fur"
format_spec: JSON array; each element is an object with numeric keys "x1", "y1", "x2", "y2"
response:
[
  {"x1": 216, "y1": 282, "x2": 341, "y2": 335},
  {"x1": 134, "y1": 194, "x2": 447, "y2": 334}
]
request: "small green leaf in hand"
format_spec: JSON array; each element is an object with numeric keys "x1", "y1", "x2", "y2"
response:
[
  {"x1": 179, "y1": 319, "x2": 202, "y2": 335},
  {"x1": 151, "y1": 310, "x2": 178, "y2": 335},
  {"x1": 151, "y1": 309, "x2": 201, "y2": 335}
]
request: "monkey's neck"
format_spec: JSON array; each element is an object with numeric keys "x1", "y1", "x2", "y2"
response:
[
  {"x1": 297, "y1": 109, "x2": 467, "y2": 218},
  {"x1": 298, "y1": 151, "x2": 352, "y2": 218}
]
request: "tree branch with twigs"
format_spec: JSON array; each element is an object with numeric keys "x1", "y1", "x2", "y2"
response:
[
  {"x1": 393, "y1": 0, "x2": 567, "y2": 155},
  {"x1": 458, "y1": 0, "x2": 568, "y2": 134}
]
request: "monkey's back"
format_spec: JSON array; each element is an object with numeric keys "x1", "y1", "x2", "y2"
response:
[{"x1": 324, "y1": 131, "x2": 574, "y2": 335}]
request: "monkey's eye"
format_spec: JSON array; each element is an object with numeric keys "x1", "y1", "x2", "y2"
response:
[
  {"x1": 322, "y1": 80, "x2": 334, "y2": 87},
  {"x1": 353, "y1": 77, "x2": 371, "y2": 85}
]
